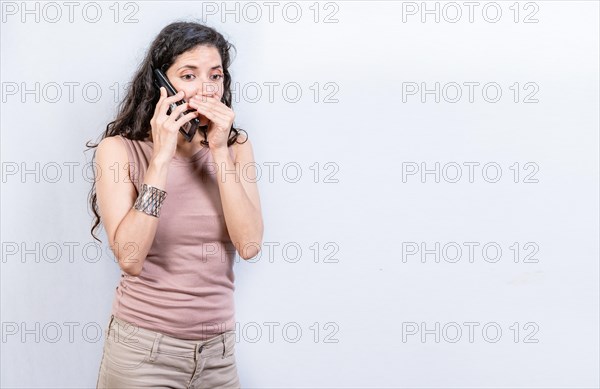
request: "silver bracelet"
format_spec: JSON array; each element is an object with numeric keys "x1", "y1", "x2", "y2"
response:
[{"x1": 133, "y1": 183, "x2": 167, "y2": 218}]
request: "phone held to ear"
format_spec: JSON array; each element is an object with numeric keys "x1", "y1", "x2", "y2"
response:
[{"x1": 153, "y1": 68, "x2": 200, "y2": 143}]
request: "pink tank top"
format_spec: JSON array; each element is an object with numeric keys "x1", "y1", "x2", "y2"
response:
[{"x1": 110, "y1": 134, "x2": 237, "y2": 340}]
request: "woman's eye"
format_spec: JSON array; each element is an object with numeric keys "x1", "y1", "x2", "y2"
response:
[
  {"x1": 182, "y1": 74, "x2": 195, "y2": 81},
  {"x1": 212, "y1": 74, "x2": 223, "y2": 81}
]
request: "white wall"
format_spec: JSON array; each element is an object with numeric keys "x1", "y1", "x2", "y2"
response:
[{"x1": 1, "y1": 1, "x2": 598, "y2": 387}]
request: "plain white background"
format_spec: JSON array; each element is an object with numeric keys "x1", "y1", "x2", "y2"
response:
[{"x1": 1, "y1": 1, "x2": 599, "y2": 387}]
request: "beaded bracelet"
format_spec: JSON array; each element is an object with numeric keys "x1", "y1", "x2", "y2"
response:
[{"x1": 133, "y1": 183, "x2": 167, "y2": 218}]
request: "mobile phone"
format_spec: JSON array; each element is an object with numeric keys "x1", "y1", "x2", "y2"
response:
[{"x1": 153, "y1": 68, "x2": 200, "y2": 142}]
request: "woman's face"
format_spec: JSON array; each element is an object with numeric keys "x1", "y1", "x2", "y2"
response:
[{"x1": 165, "y1": 45, "x2": 224, "y2": 125}]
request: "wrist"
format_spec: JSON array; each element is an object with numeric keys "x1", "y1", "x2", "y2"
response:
[
  {"x1": 133, "y1": 183, "x2": 167, "y2": 218},
  {"x1": 150, "y1": 154, "x2": 171, "y2": 168},
  {"x1": 210, "y1": 146, "x2": 229, "y2": 160}
]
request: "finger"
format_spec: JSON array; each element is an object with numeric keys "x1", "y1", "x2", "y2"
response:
[
  {"x1": 192, "y1": 103, "x2": 232, "y2": 123},
  {"x1": 189, "y1": 100, "x2": 225, "y2": 117},
  {"x1": 191, "y1": 96, "x2": 222, "y2": 109},
  {"x1": 165, "y1": 90, "x2": 187, "y2": 104},
  {"x1": 200, "y1": 109, "x2": 228, "y2": 126},
  {"x1": 207, "y1": 104, "x2": 231, "y2": 117},
  {"x1": 191, "y1": 94, "x2": 219, "y2": 102},
  {"x1": 159, "y1": 90, "x2": 185, "y2": 117},
  {"x1": 174, "y1": 111, "x2": 201, "y2": 126},
  {"x1": 196, "y1": 105, "x2": 233, "y2": 129},
  {"x1": 158, "y1": 90, "x2": 185, "y2": 118},
  {"x1": 168, "y1": 101, "x2": 194, "y2": 118},
  {"x1": 151, "y1": 87, "x2": 168, "y2": 121},
  {"x1": 189, "y1": 103, "x2": 218, "y2": 122},
  {"x1": 191, "y1": 96, "x2": 229, "y2": 112}
]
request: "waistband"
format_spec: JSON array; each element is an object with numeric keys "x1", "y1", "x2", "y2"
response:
[{"x1": 105, "y1": 314, "x2": 236, "y2": 360}]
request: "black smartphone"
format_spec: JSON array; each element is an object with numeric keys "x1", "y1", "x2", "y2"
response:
[{"x1": 153, "y1": 68, "x2": 200, "y2": 142}]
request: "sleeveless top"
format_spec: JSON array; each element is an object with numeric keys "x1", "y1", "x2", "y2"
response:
[{"x1": 110, "y1": 134, "x2": 237, "y2": 340}]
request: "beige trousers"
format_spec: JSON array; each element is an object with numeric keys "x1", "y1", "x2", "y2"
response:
[{"x1": 96, "y1": 314, "x2": 241, "y2": 388}]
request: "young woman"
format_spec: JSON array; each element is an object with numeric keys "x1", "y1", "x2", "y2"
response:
[{"x1": 87, "y1": 21, "x2": 263, "y2": 388}]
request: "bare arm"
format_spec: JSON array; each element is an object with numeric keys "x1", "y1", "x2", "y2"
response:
[
  {"x1": 211, "y1": 137, "x2": 264, "y2": 260},
  {"x1": 95, "y1": 136, "x2": 170, "y2": 276}
]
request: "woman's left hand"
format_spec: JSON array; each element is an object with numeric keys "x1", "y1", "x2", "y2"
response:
[{"x1": 188, "y1": 94, "x2": 235, "y2": 150}]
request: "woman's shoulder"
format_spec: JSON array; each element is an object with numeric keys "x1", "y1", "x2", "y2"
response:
[
  {"x1": 95, "y1": 136, "x2": 132, "y2": 178},
  {"x1": 97, "y1": 135, "x2": 128, "y2": 158},
  {"x1": 103, "y1": 134, "x2": 151, "y2": 154}
]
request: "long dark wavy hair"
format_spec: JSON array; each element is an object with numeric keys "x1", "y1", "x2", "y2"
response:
[{"x1": 86, "y1": 21, "x2": 247, "y2": 243}]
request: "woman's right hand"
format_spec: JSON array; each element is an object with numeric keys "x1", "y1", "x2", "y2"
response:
[{"x1": 149, "y1": 87, "x2": 199, "y2": 164}]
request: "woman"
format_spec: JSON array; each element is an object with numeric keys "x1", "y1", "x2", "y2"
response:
[{"x1": 87, "y1": 21, "x2": 263, "y2": 388}]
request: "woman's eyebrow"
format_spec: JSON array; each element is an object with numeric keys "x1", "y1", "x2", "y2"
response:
[{"x1": 176, "y1": 64, "x2": 223, "y2": 71}]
